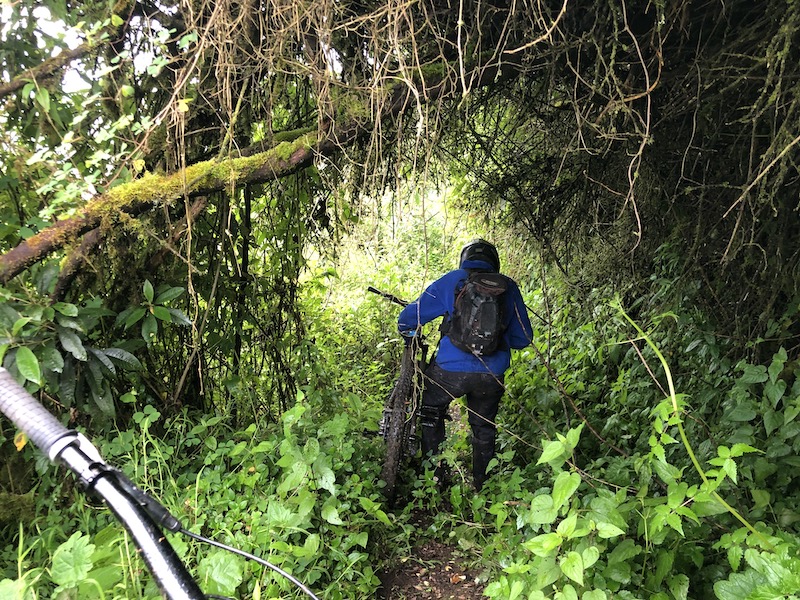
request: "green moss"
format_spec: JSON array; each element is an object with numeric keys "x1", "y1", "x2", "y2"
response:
[
  {"x1": 79, "y1": 131, "x2": 318, "y2": 224},
  {"x1": 0, "y1": 491, "x2": 34, "y2": 523}
]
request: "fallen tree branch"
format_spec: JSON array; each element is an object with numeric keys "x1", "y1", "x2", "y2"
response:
[{"x1": 0, "y1": 51, "x2": 531, "y2": 284}]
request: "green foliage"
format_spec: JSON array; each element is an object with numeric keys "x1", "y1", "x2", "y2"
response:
[
  {"x1": 0, "y1": 275, "x2": 189, "y2": 424},
  {"x1": 1, "y1": 385, "x2": 394, "y2": 597}
]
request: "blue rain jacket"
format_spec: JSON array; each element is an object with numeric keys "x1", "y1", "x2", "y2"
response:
[{"x1": 398, "y1": 259, "x2": 533, "y2": 375}]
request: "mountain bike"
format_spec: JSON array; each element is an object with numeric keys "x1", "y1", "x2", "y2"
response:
[
  {"x1": 367, "y1": 287, "x2": 429, "y2": 504},
  {"x1": 0, "y1": 367, "x2": 320, "y2": 600}
]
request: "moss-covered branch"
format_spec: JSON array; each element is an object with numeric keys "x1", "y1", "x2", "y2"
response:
[{"x1": 0, "y1": 132, "x2": 318, "y2": 283}]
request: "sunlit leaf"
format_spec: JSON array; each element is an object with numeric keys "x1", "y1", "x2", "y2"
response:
[
  {"x1": 322, "y1": 504, "x2": 344, "y2": 525},
  {"x1": 198, "y1": 552, "x2": 243, "y2": 596},
  {"x1": 537, "y1": 439, "x2": 566, "y2": 465},
  {"x1": 51, "y1": 532, "x2": 95, "y2": 588},
  {"x1": 560, "y1": 551, "x2": 584, "y2": 586},
  {"x1": 13, "y1": 431, "x2": 27, "y2": 452},
  {"x1": 15, "y1": 346, "x2": 40, "y2": 384},
  {"x1": 552, "y1": 471, "x2": 581, "y2": 510}
]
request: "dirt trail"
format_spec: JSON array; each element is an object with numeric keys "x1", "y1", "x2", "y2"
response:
[{"x1": 378, "y1": 538, "x2": 485, "y2": 599}]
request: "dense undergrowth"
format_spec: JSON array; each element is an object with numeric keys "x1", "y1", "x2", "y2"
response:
[{"x1": 4, "y1": 232, "x2": 800, "y2": 599}]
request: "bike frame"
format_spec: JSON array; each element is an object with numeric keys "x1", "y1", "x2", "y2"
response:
[{"x1": 0, "y1": 367, "x2": 205, "y2": 600}]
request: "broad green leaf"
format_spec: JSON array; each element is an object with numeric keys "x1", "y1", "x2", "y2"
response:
[
  {"x1": 668, "y1": 573, "x2": 689, "y2": 600},
  {"x1": 596, "y1": 521, "x2": 625, "y2": 538},
  {"x1": 535, "y1": 556, "x2": 562, "y2": 589},
  {"x1": 198, "y1": 552, "x2": 243, "y2": 596},
  {"x1": 104, "y1": 347, "x2": 142, "y2": 370},
  {"x1": 582, "y1": 546, "x2": 600, "y2": 569},
  {"x1": 55, "y1": 314, "x2": 84, "y2": 332},
  {"x1": 764, "y1": 409, "x2": 783, "y2": 436},
  {"x1": 0, "y1": 579, "x2": 27, "y2": 600},
  {"x1": 653, "y1": 549, "x2": 674, "y2": 586},
  {"x1": 552, "y1": 471, "x2": 581, "y2": 509},
  {"x1": 725, "y1": 403, "x2": 756, "y2": 422},
  {"x1": 560, "y1": 551, "x2": 584, "y2": 586},
  {"x1": 556, "y1": 512, "x2": 577, "y2": 538},
  {"x1": 508, "y1": 579, "x2": 524, "y2": 600},
  {"x1": 53, "y1": 302, "x2": 79, "y2": 317},
  {"x1": 565, "y1": 423, "x2": 584, "y2": 448},
  {"x1": 51, "y1": 532, "x2": 95, "y2": 588},
  {"x1": 58, "y1": 329, "x2": 87, "y2": 361},
  {"x1": 738, "y1": 364, "x2": 768, "y2": 384},
  {"x1": 557, "y1": 584, "x2": 579, "y2": 600},
  {"x1": 167, "y1": 308, "x2": 192, "y2": 326},
  {"x1": 604, "y1": 561, "x2": 631, "y2": 584},
  {"x1": 11, "y1": 317, "x2": 31, "y2": 336},
  {"x1": 142, "y1": 314, "x2": 158, "y2": 343},
  {"x1": 751, "y1": 488, "x2": 770, "y2": 508},
  {"x1": 528, "y1": 494, "x2": 558, "y2": 524},
  {"x1": 228, "y1": 441, "x2": 247, "y2": 457},
  {"x1": 768, "y1": 349, "x2": 786, "y2": 384},
  {"x1": 729, "y1": 443, "x2": 760, "y2": 456},
  {"x1": 667, "y1": 482, "x2": 688, "y2": 509},
  {"x1": 304, "y1": 533, "x2": 320, "y2": 556},
  {"x1": 523, "y1": 532, "x2": 562, "y2": 557},
  {"x1": 322, "y1": 504, "x2": 344, "y2": 525},
  {"x1": 124, "y1": 306, "x2": 147, "y2": 329},
  {"x1": 83, "y1": 564, "x2": 122, "y2": 591},
  {"x1": 143, "y1": 280, "x2": 154, "y2": 303},
  {"x1": 317, "y1": 467, "x2": 337, "y2": 495},
  {"x1": 537, "y1": 439, "x2": 566, "y2": 465},
  {"x1": 155, "y1": 286, "x2": 185, "y2": 303},
  {"x1": 152, "y1": 306, "x2": 172, "y2": 322},
  {"x1": 15, "y1": 347, "x2": 40, "y2": 384},
  {"x1": 88, "y1": 348, "x2": 116, "y2": 375},
  {"x1": 91, "y1": 386, "x2": 115, "y2": 418},
  {"x1": 608, "y1": 539, "x2": 641, "y2": 564},
  {"x1": 35, "y1": 88, "x2": 50, "y2": 111},
  {"x1": 727, "y1": 545, "x2": 743, "y2": 571},
  {"x1": 582, "y1": 591, "x2": 607, "y2": 600},
  {"x1": 484, "y1": 581, "x2": 503, "y2": 597},
  {"x1": 120, "y1": 392, "x2": 136, "y2": 403},
  {"x1": 41, "y1": 345, "x2": 64, "y2": 373},
  {"x1": 764, "y1": 379, "x2": 786, "y2": 407}
]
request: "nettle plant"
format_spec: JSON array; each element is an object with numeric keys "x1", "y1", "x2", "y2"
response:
[
  {"x1": 426, "y1": 301, "x2": 800, "y2": 600},
  {"x1": 1, "y1": 383, "x2": 399, "y2": 598}
]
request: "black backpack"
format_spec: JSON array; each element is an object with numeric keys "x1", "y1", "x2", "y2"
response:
[{"x1": 443, "y1": 272, "x2": 508, "y2": 355}]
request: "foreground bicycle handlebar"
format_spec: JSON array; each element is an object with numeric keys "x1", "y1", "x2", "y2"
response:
[{"x1": 0, "y1": 367, "x2": 205, "y2": 599}]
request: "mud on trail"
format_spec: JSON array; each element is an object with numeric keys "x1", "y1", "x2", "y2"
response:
[{"x1": 378, "y1": 537, "x2": 485, "y2": 599}]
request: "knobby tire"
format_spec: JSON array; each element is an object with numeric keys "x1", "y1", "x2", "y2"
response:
[{"x1": 381, "y1": 346, "x2": 415, "y2": 503}]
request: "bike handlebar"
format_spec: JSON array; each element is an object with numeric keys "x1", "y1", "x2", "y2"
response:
[
  {"x1": 367, "y1": 286, "x2": 409, "y2": 307},
  {"x1": 0, "y1": 368, "x2": 73, "y2": 459},
  {"x1": 0, "y1": 367, "x2": 205, "y2": 600}
]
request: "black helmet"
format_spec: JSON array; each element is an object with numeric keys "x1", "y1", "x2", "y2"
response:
[{"x1": 459, "y1": 239, "x2": 500, "y2": 271}]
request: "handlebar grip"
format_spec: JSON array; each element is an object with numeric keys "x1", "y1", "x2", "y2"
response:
[{"x1": 0, "y1": 368, "x2": 71, "y2": 457}]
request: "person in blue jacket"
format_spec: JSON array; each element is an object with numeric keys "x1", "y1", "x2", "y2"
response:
[{"x1": 397, "y1": 239, "x2": 532, "y2": 490}]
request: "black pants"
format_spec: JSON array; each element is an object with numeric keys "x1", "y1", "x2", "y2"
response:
[{"x1": 419, "y1": 363, "x2": 504, "y2": 489}]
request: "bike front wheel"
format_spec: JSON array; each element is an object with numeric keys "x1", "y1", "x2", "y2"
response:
[{"x1": 380, "y1": 347, "x2": 416, "y2": 503}]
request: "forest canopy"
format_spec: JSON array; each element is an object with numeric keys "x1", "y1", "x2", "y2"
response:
[{"x1": 3, "y1": 0, "x2": 799, "y2": 346}]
